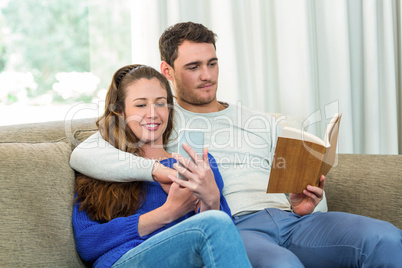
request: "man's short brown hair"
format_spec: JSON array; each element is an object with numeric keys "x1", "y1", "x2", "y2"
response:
[{"x1": 159, "y1": 22, "x2": 217, "y2": 67}]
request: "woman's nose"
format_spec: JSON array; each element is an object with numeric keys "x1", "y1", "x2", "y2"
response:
[{"x1": 145, "y1": 104, "x2": 156, "y2": 118}]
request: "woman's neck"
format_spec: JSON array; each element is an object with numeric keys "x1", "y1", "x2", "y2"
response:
[{"x1": 140, "y1": 144, "x2": 171, "y2": 161}]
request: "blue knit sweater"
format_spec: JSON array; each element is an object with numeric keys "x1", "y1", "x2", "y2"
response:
[{"x1": 72, "y1": 154, "x2": 231, "y2": 268}]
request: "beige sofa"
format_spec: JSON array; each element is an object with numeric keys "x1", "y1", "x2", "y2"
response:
[{"x1": 1, "y1": 118, "x2": 401, "y2": 267}]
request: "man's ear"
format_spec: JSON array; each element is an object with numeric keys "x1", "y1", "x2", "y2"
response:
[{"x1": 160, "y1": 61, "x2": 173, "y2": 81}]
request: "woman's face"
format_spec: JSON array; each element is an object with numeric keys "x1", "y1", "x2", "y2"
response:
[{"x1": 124, "y1": 78, "x2": 169, "y2": 147}]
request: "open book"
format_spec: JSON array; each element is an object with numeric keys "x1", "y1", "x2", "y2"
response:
[{"x1": 267, "y1": 113, "x2": 342, "y2": 193}]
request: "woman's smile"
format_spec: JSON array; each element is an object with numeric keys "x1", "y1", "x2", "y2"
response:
[{"x1": 142, "y1": 122, "x2": 161, "y2": 131}]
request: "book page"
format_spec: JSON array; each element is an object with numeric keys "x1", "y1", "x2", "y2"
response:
[
  {"x1": 323, "y1": 113, "x2": 341, "y2": 147},
  {"x1": 280, "y1": 127, "x2": 325, "y2": 146},
  {"x1": 321, "y1": 113, "x2": 341, "y2": 170}
]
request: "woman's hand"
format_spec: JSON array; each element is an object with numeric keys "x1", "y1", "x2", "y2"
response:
[
  {"x1": 289, "y1": 175, "x2": 325, "y2": 216},
  {"x1": 138, "y1": 182, "x2": 198, "y2": 236},
  {"x1": 163, "y1": 182, "x2": 199, "y2": 219},
  {"x1": 169, "y1": 144, "x2": 220, "y2": 212},
  {"x1": 152, "y1": 161, "x2": 176, "y2": 193}
]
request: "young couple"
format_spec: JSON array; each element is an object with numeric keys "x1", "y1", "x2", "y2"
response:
[{"x1": 72, "y1": 22, "x2": 401, "y2": 267}]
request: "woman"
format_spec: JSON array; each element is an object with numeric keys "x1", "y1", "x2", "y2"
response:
[{"x1": 72, "y1": 64, "x2": 251, "y2": 268}]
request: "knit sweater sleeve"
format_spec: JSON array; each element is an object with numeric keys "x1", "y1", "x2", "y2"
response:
[
  {"x1": 70, "y1": 132, "x2": 155, "y2": 182},
  {"x1": 72, "y1": 202, "x2": 147, "y2": 263},
  {"x1": 207, "y1": 153, "x2": 232, "y2": 219}
]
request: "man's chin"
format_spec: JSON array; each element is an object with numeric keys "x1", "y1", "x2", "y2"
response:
[
  {"x1": 190, "y1": 97, "x2": 216, "y2": 106},
  {"x1": 194, "y1": 91, "x2": 217, "y2": 104}
]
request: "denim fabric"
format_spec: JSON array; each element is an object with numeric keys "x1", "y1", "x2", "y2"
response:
[
  {"x1": 112, "y1": 210, "x2": 251, "y2": 268},
  {"x1": 235, "y1": 208, "x2": 402, "y2": 268}
]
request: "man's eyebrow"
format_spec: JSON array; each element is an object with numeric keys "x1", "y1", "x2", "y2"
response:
[
  {"x1": 183, "y1": 58, "x2": 218, "y2": 67},
  {"x1": 184, "y1": 61, "x2": 201, "y2": 67}
]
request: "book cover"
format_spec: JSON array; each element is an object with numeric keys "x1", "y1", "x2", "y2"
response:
[{"x1": 267, "y1": 113, "x2": 342, "y2": 193}]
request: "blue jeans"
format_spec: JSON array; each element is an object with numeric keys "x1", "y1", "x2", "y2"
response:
[
  {"x1": 235, "y1": 208, "x2": 402, "y2": 268},
  {"x1": 112, "y1": 210, "x2": 251, "y2": 268}
]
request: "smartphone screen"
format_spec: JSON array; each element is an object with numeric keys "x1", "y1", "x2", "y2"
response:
[{"x1": 177, "y1": 129, "x2": 204, "y2": 180}]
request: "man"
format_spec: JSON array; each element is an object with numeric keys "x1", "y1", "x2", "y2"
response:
[{"x1": 71, "y1": 22, "x2": 401, "y2": 267}]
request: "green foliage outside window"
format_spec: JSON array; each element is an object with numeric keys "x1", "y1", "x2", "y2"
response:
[{"x1": 0, "y1": 0, "x2": 131, "y2": 105}]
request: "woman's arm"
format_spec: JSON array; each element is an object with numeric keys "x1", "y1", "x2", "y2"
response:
[
  {"x1": 72, "y1": 204, "x2": 143, "y2": 262},
  {"x1": 138, "y1": 183, "x2": 198, "y2": 236},
  {"x1": 73, "y1": 182, "x2": 198, "y2": 262},
  {"x1": 70, "y1": 132, "x2": 174, "y2": 183}
]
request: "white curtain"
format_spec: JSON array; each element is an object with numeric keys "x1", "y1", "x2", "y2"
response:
[{"x1": 130, "y1": 0, "x2": 402, "y2": 154}]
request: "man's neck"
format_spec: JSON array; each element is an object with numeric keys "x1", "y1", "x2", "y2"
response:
[{"x1": 177, "y1": 99, "x2": 227, "y2": 113}]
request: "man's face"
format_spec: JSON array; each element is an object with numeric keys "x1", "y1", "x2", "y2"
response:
[{"x1": 169, "y1": 41, "x2": 219, "y2": 110}]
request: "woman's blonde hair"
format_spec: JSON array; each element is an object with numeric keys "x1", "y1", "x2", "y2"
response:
[{"x1": 75, "y1": 64, "x2": 174, "y2": 222}]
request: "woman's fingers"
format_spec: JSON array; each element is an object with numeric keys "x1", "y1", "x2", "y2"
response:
[
  {"x1": 169, "y1": 175, "x2": 195, "y2": 192},
  {"x1": 182, "y1": 143, "x2": 203, "y2": 165},
  {"x1": 173, "y1": 161, "x2": 195, "y2": 181},
  {"x1": 173, "y1": 151, "x2": 197, "y2": 173},
  {"x1": 173, "y1": 143, "x2": 210, "y2": 172}
]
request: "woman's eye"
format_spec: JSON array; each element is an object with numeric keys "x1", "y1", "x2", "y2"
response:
[
  {"x1": 136, "y1": 104, "x2": 146, "y2": 108},
  {"x1": 155, "y1": 102, "x2": 167, "y2": 107}
]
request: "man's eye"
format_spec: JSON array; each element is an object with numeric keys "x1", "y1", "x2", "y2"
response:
[{"x1": 188, "y1": 66, "x2": 198, "y2": 70}]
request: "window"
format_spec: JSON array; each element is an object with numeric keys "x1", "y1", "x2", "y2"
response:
[{"x1": 0, "y1": 0, "x2": 131, "y2": 125}]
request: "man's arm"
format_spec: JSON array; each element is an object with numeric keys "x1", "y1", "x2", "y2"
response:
[
  {"x1": 290, "y1": 175, "x2": 325, "y2": 216},
  {"x1": 70, "y1": 132, "x2": 155, "y2": 182}
]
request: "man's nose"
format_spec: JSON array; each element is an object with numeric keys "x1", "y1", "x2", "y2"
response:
[{"x1": 200, "y1": 66, "x2": 212, "y2": 81}]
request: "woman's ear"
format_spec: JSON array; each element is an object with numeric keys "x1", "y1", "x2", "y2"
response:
[
  {"x1": 118, "y1": 109, "x2": 125, "y2": 118},
  {"x1": 160, "y1": 61, "x2": 173, "y2": 81},
  {"x1": 111, "y1": 109, "x2": 123, "y2": 118},
  {"x1": 111, "y1": 105, "x2": 124, "y2": 117}
]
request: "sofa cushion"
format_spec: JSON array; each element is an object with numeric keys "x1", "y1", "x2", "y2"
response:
[{"x1": 0, "y1": 141, "x2": 86, "y2": 267}]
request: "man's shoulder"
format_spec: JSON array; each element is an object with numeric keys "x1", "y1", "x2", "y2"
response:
[{"x1": 226, "y1": 102, "x2": 280, "y2": 121}]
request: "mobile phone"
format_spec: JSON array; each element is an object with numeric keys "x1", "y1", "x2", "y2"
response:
[{"x1": 177, "y1": 129, "x2": 204, "y2": 180}]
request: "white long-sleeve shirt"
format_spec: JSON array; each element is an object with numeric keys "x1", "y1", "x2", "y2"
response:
[{"x1": 70, "y1": 102, "x2": 327, "y2": 216}]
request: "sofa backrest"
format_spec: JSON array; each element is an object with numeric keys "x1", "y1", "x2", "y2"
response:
[
  {"x1": 1, "y1": 118, "x2": 401, "y2": 266},
  {"x1": 0, "y1": 118, "x2": 96, "y2": 267},
  {"x1": 326, "y1": 154, "x2": 402, "y2": 229}
]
